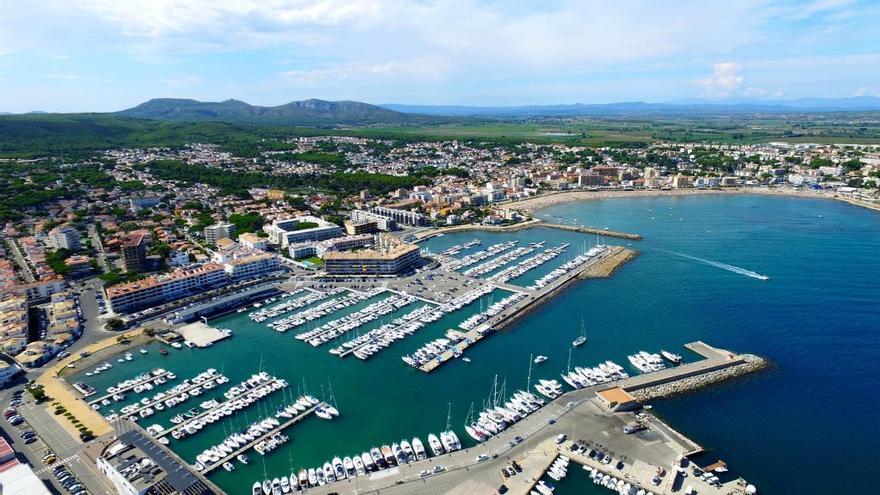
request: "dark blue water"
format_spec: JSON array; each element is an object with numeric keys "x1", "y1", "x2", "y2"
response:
[{"x1": 536, "y1": 195, "x2": 880, "y2": 495}]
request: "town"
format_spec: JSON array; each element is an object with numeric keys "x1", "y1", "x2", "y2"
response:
[{"x1": 0, "y1": 135, "x2": 877, "y2": 495}]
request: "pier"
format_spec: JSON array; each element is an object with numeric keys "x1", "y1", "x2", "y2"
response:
[
  {"x1": 418, "y1": 247, "x2": 635, "y2": 373},
  {"x1": 86, "y1": 370, "x2": 172, "y2": 406},
  {"x1": 201, "y1": 405, "x2": 317, "y2": 474}
]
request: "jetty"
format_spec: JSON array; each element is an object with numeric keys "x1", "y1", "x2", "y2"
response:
[{"x1": 201, "y1": 405, "x2": 317, "y2": 474}]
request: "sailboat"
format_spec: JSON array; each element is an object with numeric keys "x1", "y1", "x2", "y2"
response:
[{"x1": 572, "y1": 318, "x2": 587, "y2": 347}]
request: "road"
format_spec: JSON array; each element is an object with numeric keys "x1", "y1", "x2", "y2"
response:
[
  {"x1": 85, "y1": 225, "x2": 110, "y2": 272},
  {"x1": 4, "y1": 236, "x2": 36, "y2": 283}
]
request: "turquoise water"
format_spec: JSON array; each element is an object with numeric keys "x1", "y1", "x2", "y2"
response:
[{"x1": 74, "y1": 195, "x2": 880, "y2": 494}]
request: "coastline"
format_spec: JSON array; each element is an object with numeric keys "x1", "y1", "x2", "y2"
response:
[{"x1": 504, "y1": 187, "x2": 880, "y2": 213}]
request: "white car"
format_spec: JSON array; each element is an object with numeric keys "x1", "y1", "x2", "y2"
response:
[{"x1": 475, "y1": 454, "x2": 490, "y2": 462}]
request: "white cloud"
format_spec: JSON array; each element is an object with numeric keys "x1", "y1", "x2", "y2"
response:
[
  {"x1": 853, "y1": 86, "x2": 878, "y2": 97},
  {"x1": 45, "y1": 73, "x2": 115, "y2": 83},
  {"x1": 163, "y1": 75, "x2": 203, "y2": 87},
  {"x1": 696, "y1": 63, "x2": 744, "y2": 98}
]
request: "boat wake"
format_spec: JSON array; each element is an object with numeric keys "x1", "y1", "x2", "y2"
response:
[{"x1": 659, "y1": 249, "x2": 769, "y2": 281}]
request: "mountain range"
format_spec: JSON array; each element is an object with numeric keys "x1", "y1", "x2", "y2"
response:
[
  {"x1": 381, "y1": 96, "x2": 880, "y2": 117},
  {"x1": 115, "y1": 98, "x2": 442, "y2": 125}
]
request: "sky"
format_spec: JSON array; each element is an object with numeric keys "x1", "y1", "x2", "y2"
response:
[{"x1": 1, "y1": 0, "x2": 879, "y2": 112}]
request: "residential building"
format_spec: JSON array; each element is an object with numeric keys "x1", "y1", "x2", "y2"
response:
[
  {"x1": 238, "y1": 232, "x2": 268, "y2": 251},
  {"x1": 344, "y1": 219, "x2": 379, "y2": 235},
  {"x1": 672, "y1": 174, "x2": 692, "y2": 188},
  {"x1": 46, "y1": 225, "x2": 81, "y2": 251},
  {"x1": 105, "y1": 263, "x2": 226, "y2": 314},
  {"x1": 128, "y1": 195, "x2": 161, "y2": 212},
  {"x1": 122, "y1": 233, "x2": 148, "y2": 273},
  {"x1": 223, "y1": 253, "x2": 281, "y2": 281},
  {"x1": 0, "y1": 294, "x2": 28, "y2": 354},
  {"x1": 263, "y1": 216, "x2": 343, "y2": 247},
  {"x1": 367, "y1": 206, "x2": 427, "y2": 227},
  {"x1": 324, "y1": 234, "x2": 421, "y2": 275},
  {"x1": 204, "y1": 223, "x2": 237, "y2": 244},
  {"x1": 350, "y1": 210, "x2": 397, "y2": 231},
  {"x1": 288, "y1": 234, "x2": 374, "y2": 259}
]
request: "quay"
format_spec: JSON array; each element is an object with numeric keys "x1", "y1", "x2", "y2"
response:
[
  {"x1": 201, "y1": 405, "x2": 318, "y2": 474},
  {"x1": 156, "y1": 377, "x2": 286, "y2": 439},
  {"x1": 418, "y1": 246, "x2": 635, "y2": 373},
  {"x1": 303, "y1": 342, "x2": 761, "y2": 495},
  {"x1": 86, "y1": 370, "x2": 172, "y2": 406}
]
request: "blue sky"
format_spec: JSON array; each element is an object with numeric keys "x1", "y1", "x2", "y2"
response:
[{"x1": 1, "y1": 0, "x2": 879, "y2": 112}]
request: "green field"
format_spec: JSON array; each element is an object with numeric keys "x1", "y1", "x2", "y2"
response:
[{"x1": 1, "y1": 112, "x2": 879, "y2": 160}]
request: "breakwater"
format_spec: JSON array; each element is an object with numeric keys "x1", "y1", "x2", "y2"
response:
[{"x1": 628, "y1": 354, "x2": 768, "y2": 402}]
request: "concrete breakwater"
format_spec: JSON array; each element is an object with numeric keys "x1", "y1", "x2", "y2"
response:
[
  {"x1": 540, "y1": 222, "x2": 643, "y2": 240},
  {"x1": 629, "y1": 354, "x2": 768, "y2": 401}
]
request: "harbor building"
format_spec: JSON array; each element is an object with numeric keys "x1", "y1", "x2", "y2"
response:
[
  {"x1": 596, "y1": 387, "x2": 639, "y2": 412},
  {"x1": 350, "y1": 209, "x2": 397, "y2": 231},
  {"x1": 96, "y1": 430, "x2": 212, "y2": 495},
  {"x1": 223, "y1": 253, "x2": 281, "y2": 281},
  {"x1": 263, "y1": 216, "x2": 343, "y2": 247},
  {"x1": 324, "y1": 234, "x2": 421, "y2": 275},
  {"x1": 46, "y1": 225, "x2": 81, "y2": 251},
  {"x1": 367, "y1": 206, "x2": 427, "y2": 227},
  {"x1": 238, "y1": 232, "x2": 269, "y2": 251},
  {"x1": 204, "y1": 223, "x2": 237, "y2": 244},
  {"x1": 105, "y1": 263, "x2": 226, "y2": 314},
  {"x1": 122, "y1": 233, "x2": 148, "y2": 273}
]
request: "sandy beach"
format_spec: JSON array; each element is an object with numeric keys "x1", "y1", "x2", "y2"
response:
[{"x1": 505, "y1": 187, "x2": 880, "y2": 213}]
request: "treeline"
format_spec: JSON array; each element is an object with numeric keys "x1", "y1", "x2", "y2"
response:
[{"x1": 145, "y1": 160, "x2": 429, "y2": 196}]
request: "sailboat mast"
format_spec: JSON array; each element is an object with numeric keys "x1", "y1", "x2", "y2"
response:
[{"x1": 527, "y1": 354, "x2": 533, "y2": 391}]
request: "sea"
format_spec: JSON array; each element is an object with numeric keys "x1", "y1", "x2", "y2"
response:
[{"x1": 73, "y1": 194, "x2": 880, "y2": 494}]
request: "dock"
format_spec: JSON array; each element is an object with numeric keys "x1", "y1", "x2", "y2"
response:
[
  {"x1": 418, "y1": 247, "x2": 635, "y2": 373},
  {"x1": 156, "y1": 377, "x2": 286, "y2": 439},
  {"x1": 177, "y1": 321, "x2": 232, "y2": 348},
  {"x1": 86, "y1": 370, "x2": 172, "y2": 406},
  {"x1": 201, "y1": 405, "x2": 317, "y2": 474}
]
